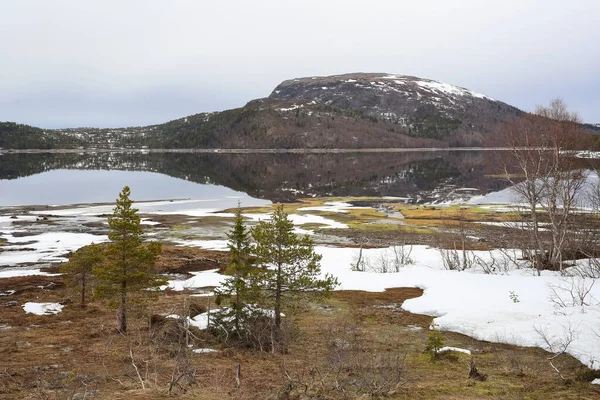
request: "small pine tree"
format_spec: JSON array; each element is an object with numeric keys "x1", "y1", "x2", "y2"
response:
[
  {"x1": 426, "y1": 323, "x2": 445, "y2": 361},
  {"x1": 94, "y1": 186, "x2": 166, "y2": 333},
  {"x1": 213, "y1": 204, "x2": 262, "y2": 340},
  {"x1": 252, "y1": 204, "x2": 338, "y2": 348},
  {"x1": 61, "y1": 243, "x2": 104, "y2": 307}
]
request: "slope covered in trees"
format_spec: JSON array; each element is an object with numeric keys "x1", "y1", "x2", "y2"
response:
[{"x1": 0, "y1": 73, "x2": 528, "y2": 150}]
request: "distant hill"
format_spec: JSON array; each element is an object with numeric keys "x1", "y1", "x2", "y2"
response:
[{"x1": 0, "y1": 73, "x2": 535, "y2": 149}]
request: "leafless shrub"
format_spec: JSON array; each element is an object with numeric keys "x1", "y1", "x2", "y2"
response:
[
  {"x1": 438, "y1": 248, "x2": 479, "y2": 271},
  {"x1": 474, "y1": 249, "x2": 531, "y2": 275},
  {"x1": 570, "y1": 257, "x2": 600, "y2": 279},
  {"x1": 500, "y1": 352, "x2": 529, "y2": 377},
  {"x1": 209, "y1": 306, "x2": 294, "y2": 353},
  {"x1": 534, "y1": 322, "x2": 578, "y2": 380},
  {"x1": 548, "y1": 277, "x2": 598, "y2": 310},
  {"x1": 353, "y1": 245, "x2": 414, "y2": 273},
  {"x1": 278, "y1": 318, "x2": 406, "y2": 398}
]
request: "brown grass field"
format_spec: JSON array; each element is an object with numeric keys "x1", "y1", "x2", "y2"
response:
[{"x1": 1, "y1": 245, "x2": 600, "y2": 399}]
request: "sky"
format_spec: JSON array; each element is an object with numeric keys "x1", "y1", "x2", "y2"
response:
[{"x1": 1, "y1": 0, "x2": 599, "y2": 128}]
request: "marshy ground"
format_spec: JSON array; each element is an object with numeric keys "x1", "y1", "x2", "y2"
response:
[{"x1": 1, "y1": 198, "x2": 600, "y2": 399}]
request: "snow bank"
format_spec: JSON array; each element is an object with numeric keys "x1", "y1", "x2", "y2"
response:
[{"x1": 166, "y1": 238, "x2": 600, "y2": 369}]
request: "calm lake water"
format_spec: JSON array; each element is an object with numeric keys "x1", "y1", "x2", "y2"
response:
[
  {"x1": 0, "y1": 151, "x2": 511, "y2": 207},
  {"x1": 0, "y1": 169, "x2": 268, "y2": 208}
]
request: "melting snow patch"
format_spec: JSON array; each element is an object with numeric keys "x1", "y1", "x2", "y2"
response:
[
  {"x1": 592, "y1": 378, "x2": 600, "y2": 384},
  {"x1": 0, "y1": 269, "x2": 61, "y2": 279},
  {"x1": 437, "y1": 346, "x2": 471, "y2": 355},
  {"x1": 23, "y1": 302, "x2": 63, "y2": 315},
  {"x1": 298, "y1": 201, "x2": 368, "y2": 214},
  {"x1": 167, "y1": 269, "x2": 225, "y2": 291},
  {"x1": 193, "y1": 348, "x2": 219, "y2": 354}
]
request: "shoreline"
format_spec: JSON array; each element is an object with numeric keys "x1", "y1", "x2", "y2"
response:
[{"x1": 0, "y1": 147, "x2": 520, "y2": 154}]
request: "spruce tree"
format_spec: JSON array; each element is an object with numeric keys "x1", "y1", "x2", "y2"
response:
[
  {"x1": 61, "y1": 243, "x2": 104, "y2": 307},
  {"x1": 94, "y1": 186, "x2": 165, "y2": 333},
  {"x1": 214, "y1": 205, "x2": 262, "y2": 340},
  {"x1": 252, "y1": 205, "x2": 338, "y2": 341}
]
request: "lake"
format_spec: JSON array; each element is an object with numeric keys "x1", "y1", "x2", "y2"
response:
[{"x1": 0, "y1": 150, "x2": 511, "y2": 207}]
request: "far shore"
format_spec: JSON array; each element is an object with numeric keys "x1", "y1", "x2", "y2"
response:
[{"x1": 0, "y1": 147, "x2": 523, "y2": 154}]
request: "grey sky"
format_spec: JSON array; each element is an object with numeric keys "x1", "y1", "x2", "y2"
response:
[{"x1": 1, "y1": 0, "x2": 598, "y2": 128}]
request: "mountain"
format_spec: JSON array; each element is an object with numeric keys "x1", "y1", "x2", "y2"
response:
[{"x1": 1, "y1": 73, "x2": 525, "y2": 149}]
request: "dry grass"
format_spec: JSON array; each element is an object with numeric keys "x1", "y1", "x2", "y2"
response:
[{"x1": 1, "y1": 265, "x2": 599, "y2": 399}]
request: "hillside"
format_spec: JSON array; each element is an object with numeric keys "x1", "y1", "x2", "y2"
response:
[{"x1": 1, "y1": 73, "x2": 526, "y2": 149}]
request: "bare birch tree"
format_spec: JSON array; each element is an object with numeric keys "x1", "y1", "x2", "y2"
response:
[{"x1": 496, "y1": 99, "x2": 587, "y2": 274}]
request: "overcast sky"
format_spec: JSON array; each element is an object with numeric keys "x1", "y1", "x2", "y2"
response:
[{"x1": 1, "y1": 0, "x2": 599, "y2": 128}]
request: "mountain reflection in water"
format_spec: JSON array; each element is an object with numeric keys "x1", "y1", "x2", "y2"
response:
[{"x1": 0, "y1": 151, "x2": 511, "y2": 206}]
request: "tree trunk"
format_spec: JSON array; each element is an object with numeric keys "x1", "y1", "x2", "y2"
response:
[
  {"x1": 118, "y1": 279, "x2": 127, "y2": 333},
  {"x1": 81, "y1": 272, "x2": 87, "y2": 308},
  {"x1": 530, "y1": 201, "x2": 543, "y2": 276},
  {"x1": 275, "y1": 262, "x2": 282, "y2": 329}
]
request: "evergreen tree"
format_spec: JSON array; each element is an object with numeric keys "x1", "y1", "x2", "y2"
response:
[
  {"x1": 94, "y1": 186, "x2": 165, "y2": 333},
  {"x1": 252, "y1": 205, "x2": 338, "y2": 339},
  {"x1": 60, "y1": 243, "x2": 104, "y2": 307},
  {"x1": 214, "y1": 205, "x2": 262, "y2": 340}
]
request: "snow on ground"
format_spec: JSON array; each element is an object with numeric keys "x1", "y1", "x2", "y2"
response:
[
  {"x1": 0, "y1": 232, "x2": 108, "y2": 266},
  {"x1": 167, "y1": 269, "x2": 225, "y2": 291},
  {"x1": 414, "y1": 80, "x2": 492, "y2": 100},
  {"x1": 193, "y1": 348, "x2": 219, "y2": 354},
  {"x1": 179, "y1": 240, "x2": 600, "y2": 369},
  {"x1": 319, "y1": 245, "x2": 600, "y2": 370},
  {"x1": 172, "y1": 239, "x2": 228, "y2": 251},
  {"x1": 437, "y1": 346, "x2": 471, "y2": 355},
  {"x1": 0, "y1": 269, "x2": 60, "y2": 278},
  {"x1": 575, "y1": 151, "x2": 600, "y2": 159},
  {"x1": 22, "y1": 302, "x2": 64, "y2": 315},
  {"x1": 0, "y1": 215, "x2": 39, "y2": 230},
  {"x1": 298, "y1": 201, "x2": 369, "y2": 214},
  {"x1": 469, "y1": 186, "x2": 516, "y2": 205},
  {"x1": 243, "y1": 213, "x2": 348, "y2": 229}
]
